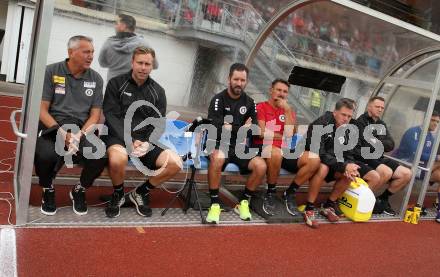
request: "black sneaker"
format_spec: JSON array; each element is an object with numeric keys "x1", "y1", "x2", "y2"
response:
[
  {"x1": 70, "y1": 186, "x2": 87, "y2": 215},
  {"x1": 283, "y1": 192, "x2": 298, "y2": 216},
  {"x1": 373, "y1": 198, "x2": 385, "y2": 214},
  {"x1": 262, "y1": 193, "x2": 277, "y2": 216},
  {"x1": 105, "y1": 191, "x2": 125, "y2": 218},
  {"x1": 41, "y1": 188, "x2": 56, "y2": 215},
  {"x1": 383, "y1": 201, "x2": 396, "y2": 216},
  {"x1": 129, "y1": 190, "x2": 153, "y2": 217}
]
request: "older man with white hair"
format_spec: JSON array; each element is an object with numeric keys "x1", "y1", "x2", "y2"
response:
[{"x1": 34, "y1": 35, "x2": 106, "y2": 216}]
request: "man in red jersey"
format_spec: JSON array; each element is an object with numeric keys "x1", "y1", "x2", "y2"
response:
[{"x1": 254, "y1": 79, "x2": 320, "y2": 216}]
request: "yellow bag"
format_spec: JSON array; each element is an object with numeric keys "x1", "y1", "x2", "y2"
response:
[{"x1": 339, "y1": 177, "x2": 376, "y2": 222}]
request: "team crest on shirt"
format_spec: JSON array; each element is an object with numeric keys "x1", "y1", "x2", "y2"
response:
[
  {"x1": 279, "y1": 115, "x2": 285, "y2": 122},
  {"x1": 85, "y1": 89, "x2": 94, "y2": 97},
  {"x1": 239, "y1": 106, "x2": 247, "y2": 115},
  {"x1": 338, "y1": 136, "x2": 345, "y2": 144}
]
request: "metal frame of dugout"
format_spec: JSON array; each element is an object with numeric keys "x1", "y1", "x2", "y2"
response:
[{"x1": 10, "y1": 0, "x2": 440, "y2": 226}]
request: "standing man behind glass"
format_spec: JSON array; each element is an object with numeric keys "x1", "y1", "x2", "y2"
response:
[{"x1": 99, "y1": 14, "x2": 158, "y2": 82}]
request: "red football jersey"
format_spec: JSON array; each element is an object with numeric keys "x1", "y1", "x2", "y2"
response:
[{"x1": 254, "y1": 101, "x2": 296, "y2": 148}]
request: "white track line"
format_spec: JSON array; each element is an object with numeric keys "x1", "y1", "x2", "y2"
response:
[{"x1": 0, "y1": 228, "x2": 18, "y2": 277}]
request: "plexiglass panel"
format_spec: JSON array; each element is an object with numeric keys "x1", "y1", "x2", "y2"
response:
[
  {"x1": 406, "y1": 57, "x2": 440, "y2": 83},
  {"x1": 244, "y1": 0, "x2": 439, "y2": 125},
  {"x1": 382, "y1": 85, "x2": 433, "y2": 146},
  {"x1": 45, "y1": 0, "x2": 439, "y2": 125}
]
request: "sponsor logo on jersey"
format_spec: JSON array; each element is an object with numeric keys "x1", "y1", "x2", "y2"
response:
[
  {"x1": 55, "y1": 84, "x2": 65, "y2": 95},
  {"x1": 84, "y1": 81, "x2": 96, "y2": 88},
  {"x1": 53, "y1": 75, "x2": 65, "y2": 84}
]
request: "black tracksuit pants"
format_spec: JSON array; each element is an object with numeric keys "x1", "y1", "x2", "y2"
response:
[{"x1": 34, "y1": 130, "x2": 107, "y2": 188}]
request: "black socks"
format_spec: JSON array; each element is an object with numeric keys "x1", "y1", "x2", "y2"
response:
[
  {"x1": 209, "y1": 189, "x2": 220, "y2": 204},
  {"x1": 267, "y1": 183, "x2": 277, "y2": 194},
  {"x1": 114, "y1": 183, "x2": 124, "y2": 197},
  {"x1": 136, "y1": 180, "x2": 155, "y2": 195},
  {"x1": 378, "y1": 189, "x2": 393, "y2": 201},
  {"x1": 323, "y1": 199, "x2": 336, "y2": 208},
  {"x1": 242, "y1": 187, "x2": 254, "y2": 202},
  {"x1": 305, "y1": 202, "x2": 315, "y2": 211},
  {"x1": 285, "y1": 181, "x2": 300, "y2": 195}
]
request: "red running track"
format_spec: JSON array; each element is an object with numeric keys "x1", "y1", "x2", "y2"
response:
[
  {"x1": 0, "y1": 95, "x2": 21, "y2": 224},
  {"x1": 15, "y1": 222, "x2": 440, "y2": 276}
]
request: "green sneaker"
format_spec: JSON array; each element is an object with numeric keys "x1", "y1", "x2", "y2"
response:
[
  {"x1": 206, "y1": 203, "x2": 221, "y2": 224},
  {"x1": 234, "y1": 200, "x2": 252, "y2": 221}
]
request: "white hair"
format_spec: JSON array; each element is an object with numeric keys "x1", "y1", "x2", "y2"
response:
[{"x1": 67, "y1": 35, "x2": 93, "y2": 49}]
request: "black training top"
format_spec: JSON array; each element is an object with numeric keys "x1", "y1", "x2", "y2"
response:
[
  {"x1": 103, "y1": 71, "x2": 166, "y2": 146},
  {"x1": 305, "y1": 111, "x2": 359, "y2": 173},
  {"x1": 355, "y1": 112, "x2": 395, "y2": 158},
  {"x1": 207, "y1": 89, "x2": 257, "y2": 147}
]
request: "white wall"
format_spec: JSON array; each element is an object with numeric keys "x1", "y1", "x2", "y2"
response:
[
  {"x1": 46, "y1": 13, "x2": 198, "y2": 106},
  {"x1": 0, "y1": 0, "x2": 7, "y2": 62},
  {"x1": 0, "y1": 2, "x2": 21, "y2": 81}
]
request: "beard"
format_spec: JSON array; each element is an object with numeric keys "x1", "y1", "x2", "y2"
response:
[{"x1": 230, "y1": 84, "x2": 243, "y2": 96}]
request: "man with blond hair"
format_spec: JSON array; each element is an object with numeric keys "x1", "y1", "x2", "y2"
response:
[{"x1": 102, "y1": 46, "x2": 181, "y2": 218}]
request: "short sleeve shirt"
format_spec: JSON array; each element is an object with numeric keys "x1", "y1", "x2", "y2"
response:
[
  {"x1": 254, "y1": 101, "x2": 296, "y2": 148},
  {"x1": 42, "y1": 59, "x2": 104, "y2": 126}
]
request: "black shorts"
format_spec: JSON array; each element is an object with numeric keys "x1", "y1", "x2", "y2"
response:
[
  {"x1": 254, "y1": 144, "x2": 299, "y2": 174},
  {"x1": 325, "y1": 161, "x2": 374, "y2": 182},
  {"x1": 102, "y1": 136, "x2": 124, "y2": 149},
  {"x1": 281, "y1": 157, "x2": 299, "y2": 173},
  {"x1": 104, "y1": 137, "x2": 165, "y2": 170},
  {"x1": 213, "y1": 142, "x2": 258, "y2": 174},
  {"x1": 364, "y1": 157, "x2": 400, "y2": 172},
  {"x1": 138, "y1": 145, "x2": 165, "y2": 170}
]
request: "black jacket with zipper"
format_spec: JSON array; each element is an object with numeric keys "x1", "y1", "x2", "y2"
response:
[
  {"x1": 304, "y1": 111, "x2": 360, "y2": 173},
  {"x1": 103, "y1": 71, "x2": 166, "y2": 146},
  {"x1": 355, "y1": 111, "x2": 395, "y2": 156}
]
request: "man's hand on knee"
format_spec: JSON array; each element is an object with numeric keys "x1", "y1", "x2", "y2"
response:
[{"x1": 132, "y1": 140, "x2": 149, "y2": 157}]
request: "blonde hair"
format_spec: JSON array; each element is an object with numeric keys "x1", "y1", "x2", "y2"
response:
[{"x1": 132, "y1": 46, "x2": 156, "y2": 60}]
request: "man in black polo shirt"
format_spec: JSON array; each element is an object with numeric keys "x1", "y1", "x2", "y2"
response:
[
  {"x1": 356, "y1": 96, "x2": 412, "y2": 216},
  {"x1": 35, "y1": 35, "x2": 106, "y2": 216},
  {"x1": 205, "y1": 63, "x2": 267, "y2": 224},
  {"x1": 103, "y1": 46, "x2": 182, "y2": 218}
]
